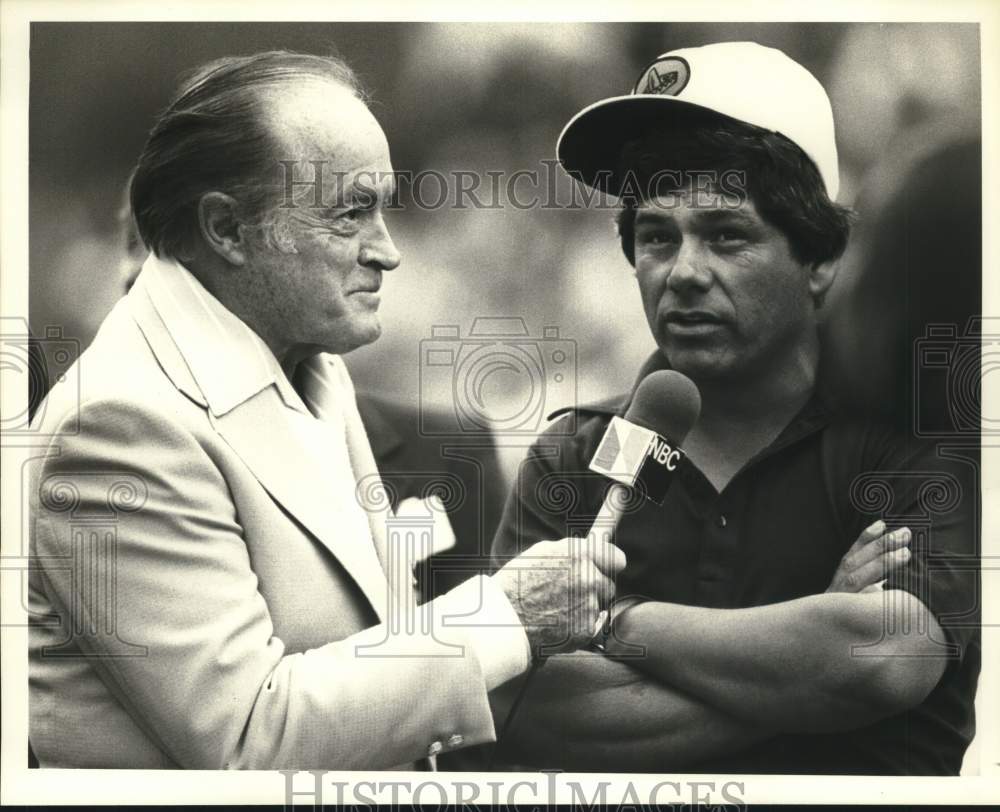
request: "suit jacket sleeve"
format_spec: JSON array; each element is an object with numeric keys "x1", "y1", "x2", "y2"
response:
[{"x1": 32, "y1": 398, "x2": 498, "y2": 769}]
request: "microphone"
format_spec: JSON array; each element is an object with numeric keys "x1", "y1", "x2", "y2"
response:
[
  {"x1": 589, "y1": 369, "x2": 702, "y2": 529},
  {"x1": 583, "y1": 370, "x2": 701, "y2": 646}
]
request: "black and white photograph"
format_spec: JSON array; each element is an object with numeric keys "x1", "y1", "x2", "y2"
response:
[{"x1": 1, "y1": 1, "x2": 997, "y2": 807}]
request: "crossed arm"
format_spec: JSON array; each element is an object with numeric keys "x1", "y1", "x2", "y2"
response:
[
  {"x1": 493, "y1": 524, "x2": 950, "y2": 771},
  {"x1": 604, "y1": 589, "x2": 947, "y2": 731},
  {"x1": 492, "y1": 651, "x2": 765, "y2": 771}
]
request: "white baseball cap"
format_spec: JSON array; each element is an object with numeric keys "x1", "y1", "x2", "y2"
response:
[{"x1": 557, "y1": 41, "x2": 840, "y2": 200}]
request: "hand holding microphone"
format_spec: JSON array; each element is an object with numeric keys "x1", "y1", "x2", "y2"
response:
[
  {"x1": 586, "y1": 370, "x2": 701, "y2": 646},
  {"x1": 493, "y1": 537, "x2": 627, "y2": 656},
  {"x1": 493, "y1": 370, "x2": 701, "y2": 658},
  {"x1": 490, "y1": 370, "x2": 702, "y2": 756}
]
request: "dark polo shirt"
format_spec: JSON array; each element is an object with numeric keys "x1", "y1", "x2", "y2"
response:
[{"x1": 492, "y1": 353, "x2": 980, "y2": 775}]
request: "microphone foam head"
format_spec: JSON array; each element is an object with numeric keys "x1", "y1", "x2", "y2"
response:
[{"x1": 624, "y1": 370, "x2": 701, "y2": 443}]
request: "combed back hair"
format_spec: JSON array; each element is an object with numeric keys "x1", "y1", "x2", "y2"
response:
[
  {"x1": 130, "y1": 51, "x2": 365, "y2": 259},
  {"x1": 614, "y1": 112, "x2": 853, "y2": 269}
]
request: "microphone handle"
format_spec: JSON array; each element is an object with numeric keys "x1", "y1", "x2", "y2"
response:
[
  {"x1": 567, "y1": 481, "x2": 632, "y2": 646},
  {"x1": 588, "y1": 481, "x2": 631, "y2": 545}
]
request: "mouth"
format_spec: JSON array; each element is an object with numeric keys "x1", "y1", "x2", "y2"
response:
[
  {"x1": 351, "y1": 287, "x2": 382, "y2": 309},
  {"x1": 662, "y1": 310, "x2": 727, "y2": 335}
]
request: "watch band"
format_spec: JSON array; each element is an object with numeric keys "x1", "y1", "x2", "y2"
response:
[{"x1": 588, "y1": 595, "x2": 645, "y2": 652}]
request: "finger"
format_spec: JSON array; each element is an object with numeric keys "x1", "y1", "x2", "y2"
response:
[
  {"x1": 588, "y1": 540, "x2": 627, "y2": 578},
  {"x1": 574, "y1": 559, "x2": 612, "y2": 605},
  {"x1": 850, "y1": 527, "x2": 911, "y2": 571},
  {"x1": 534, "y1": 539, "x2": 567, "y2": 558},
  {"x1": 850, "y1": 546, "x2": 911, "y2": 591},
  {"x1": 569, "y1": 584, "x2": 604, "y2": 646},
  {"x1": 847, "y1": 519, "x2": 887, "y2": 555},
  {"x1": 594, "y1": 570, "x2": 616, "y2": 608}
]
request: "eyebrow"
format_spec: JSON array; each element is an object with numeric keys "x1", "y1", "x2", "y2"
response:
[
  {"x1": 634, "y1": 208, "x2": 759, "y2": 227},
  {"x1": 339, "y1": 173, "x2": 396, "y2": 207}
]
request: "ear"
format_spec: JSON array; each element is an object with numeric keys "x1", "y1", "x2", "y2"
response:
[
  {"x1": 807, "y1": 260, "x2": 838, "y2": 303},
  {"x1": 197, "y1": 192, "x2": 248, "y2": 266}
]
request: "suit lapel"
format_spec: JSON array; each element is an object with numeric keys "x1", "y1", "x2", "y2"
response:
[
  {"x1": 299, "y1": 356, "x2": 399, "y2": 604},
  {"x1": 341, "y1": 387, "x2": 392, "y2": 578},
  {"x1": 127, "y1": 260, "x2": 390, "y2": 622},
  {"x1": 211, "y1": 391, "x2": 389, "y2": 621}
]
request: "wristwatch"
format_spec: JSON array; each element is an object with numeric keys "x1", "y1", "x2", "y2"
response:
[{"x1": 589, "y1": 595, "x2": 645, "y2": 652}]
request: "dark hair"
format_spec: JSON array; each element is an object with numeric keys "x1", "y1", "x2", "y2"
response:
[
  {"x1": 130, "y1": 51, "x2": 364, "y2": 259},
  {"x1": 614, "y1": 113, "x2": 853, "y2": 268}
]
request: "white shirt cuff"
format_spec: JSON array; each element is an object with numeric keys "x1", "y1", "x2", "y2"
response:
[{"x1": 432, "y1": 574, "x2": 531, "y2": 690}]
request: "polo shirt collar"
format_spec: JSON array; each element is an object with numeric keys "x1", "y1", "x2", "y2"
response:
[
  {"x1": 618, "y1": 350, "x2": 836, "y2": 453},
  {"x1": 138, "y1": 253, "x2": 310, "y2": 417}
]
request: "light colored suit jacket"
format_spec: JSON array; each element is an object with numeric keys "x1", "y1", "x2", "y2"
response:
[{"x1": 28, "y1": 257, "x2": 523, "y2": 769}]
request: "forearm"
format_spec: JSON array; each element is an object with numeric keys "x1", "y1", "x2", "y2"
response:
[
  {"x1": 491, "y1": 651, "x2": 771, "y2": 771},
  {"x1": 607, "y1": 590, "x2": 947, "y2": 733}
]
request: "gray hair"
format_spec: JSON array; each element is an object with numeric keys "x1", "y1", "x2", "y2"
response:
[{"x1": 129, "y1": 50, "x2": 365, "y2": 259}]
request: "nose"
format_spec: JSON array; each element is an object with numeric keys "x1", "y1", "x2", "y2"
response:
[
  {"x1": 666, "y1": 238, "x2": 712, "y2": 293},
  {"x1": 359, "y1": 213, "x2": 401, "y2": 271}
]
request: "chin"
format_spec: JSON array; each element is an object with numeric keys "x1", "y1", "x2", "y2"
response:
[
  {"x1": 349, "y1": 320, "x2": 383, "y2": 352},
  {"x1": 320, "y1": 318, "x2": 382, "y2": 356},
  {"x1": 660, "y1": 346, "x2": 732, "y2": 381}
]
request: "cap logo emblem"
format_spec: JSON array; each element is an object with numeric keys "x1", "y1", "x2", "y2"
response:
[{"x1": 634, "y1": 56, "x2": 690, "y2": 97}]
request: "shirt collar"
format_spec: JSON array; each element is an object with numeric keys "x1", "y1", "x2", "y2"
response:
[
  {"x1": 137, "y1": 253, "x2": 310, "y2": 417},
  {"x1": 618, "y1": 350, "x2": 836, "y2": 453}
]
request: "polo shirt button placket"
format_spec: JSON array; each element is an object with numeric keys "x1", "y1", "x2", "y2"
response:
[{"x1": 717, "y1": 514, "x2": 728, "y2": 528}]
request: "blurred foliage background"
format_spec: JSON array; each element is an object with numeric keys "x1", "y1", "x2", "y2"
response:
[{"x1": 29, "y1": 22, "x2": 981, "y2": 422}]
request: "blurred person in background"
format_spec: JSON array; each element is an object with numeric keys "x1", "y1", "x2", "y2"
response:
[
  {"x1": 491, "y1": 41, "x2": 979, "y2": 775},
  {"x1": 820, "y1": 23, "x2": 982, "y2": 436},
  {"x1": 27, "y1": 50, "x2": 627, "y2": 770},
  {"x1": 823, "y1": 133, "x2": 981, "y2": 436}
]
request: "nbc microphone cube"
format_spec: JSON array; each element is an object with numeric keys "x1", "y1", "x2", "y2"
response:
[{"x1": 588, "y1": 415, "x2": 684, "y2": 505}]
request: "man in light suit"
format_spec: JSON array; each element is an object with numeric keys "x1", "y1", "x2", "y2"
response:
[
  {"x1": 118, "y1": 187, "x2": 509, "y2": 609},
  {"x1": 27, "y1": 51, "x2": 624, "y2": 769}
]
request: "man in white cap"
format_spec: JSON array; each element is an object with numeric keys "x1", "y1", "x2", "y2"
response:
[{"x1": 492, "y1": 42, "x2": 978, "y2": 774}]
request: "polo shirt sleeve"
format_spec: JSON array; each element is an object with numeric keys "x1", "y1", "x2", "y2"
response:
[
  {"x1": 491, "y1": 415, "x2": 591, "y2": 565},
  {"x1": 866, "y1": 433, "x2": 980, "y2": 666}
]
